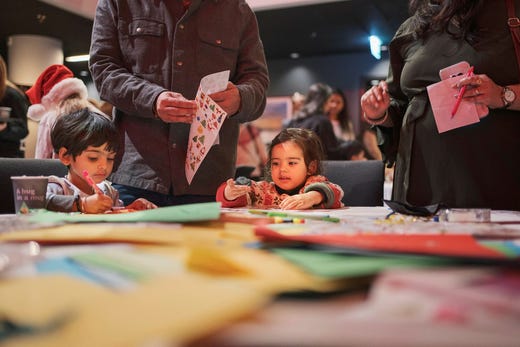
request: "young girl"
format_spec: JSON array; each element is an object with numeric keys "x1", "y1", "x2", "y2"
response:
[
  {"x1": 46, "y1": 108, "x2": 156, "y2": 213},
  {"x1": 217, "y1": 128, "x2": 344, "y2": 209}
]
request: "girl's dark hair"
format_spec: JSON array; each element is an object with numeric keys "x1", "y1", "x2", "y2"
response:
[
  {"x1": 51, "y1": 107, "x2": 120, "y2": 158},
  {"x1": 329, "y1": 88, "x2": 352, "y2": 134},
  {"x1": 408, "y1": 0, "x2": 484, "y2": 43},
  {"x1": 264, "y1": 128, "x2": 323, "y2": 180}
]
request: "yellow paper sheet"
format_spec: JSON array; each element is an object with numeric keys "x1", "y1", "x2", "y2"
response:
[{"x1": 0, "y1": 273, "x2": 267, "y2": 347}]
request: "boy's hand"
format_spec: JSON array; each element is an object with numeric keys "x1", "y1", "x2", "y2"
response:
[
  {"x1": 126, "y1": 198, "x2": 157, "y2": 210},
  {"x1": 224, "y1": 178, "x2": 250, "y2": 201},
  {"x1": 279, "y1": 191, "x2": 322, "y2": 210},
  {"x1": 82, "y1": 193, "x2": 114, "y2": 214}
]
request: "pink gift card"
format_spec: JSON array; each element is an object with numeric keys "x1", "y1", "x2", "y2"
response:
[{"x1": 427, "y1": 62, "x2": 488, "y2": 133}]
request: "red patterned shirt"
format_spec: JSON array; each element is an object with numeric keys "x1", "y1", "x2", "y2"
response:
[{"x1": 216, "y1": 175, "x2": 344, "y2": 209}]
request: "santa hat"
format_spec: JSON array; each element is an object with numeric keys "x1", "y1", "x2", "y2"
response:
[
  {"x1": 27, "y1": 77, "x2": 88, "y2": 121},
  {"x1": 25, "y1": 64, "x2": 74, "y2": 105}
]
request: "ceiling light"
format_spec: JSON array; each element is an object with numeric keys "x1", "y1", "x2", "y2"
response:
[
  {"x1": 65, "y1": 54, "x2": 90, "y2": 62},
  {"x1": 290, "y1": 52, "x2": 300, "y2": 59},
  {"x1": 369, "y1": 35, "x2": 382, "y2": 60}
]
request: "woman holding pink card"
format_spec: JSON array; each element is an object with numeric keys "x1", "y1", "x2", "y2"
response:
[{"x1": 360, "y1": 0, "x2": 520, "y2": 211}]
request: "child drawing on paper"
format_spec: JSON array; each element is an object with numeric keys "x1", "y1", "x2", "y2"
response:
[
  {"x1": 46, "y1": 108, "x2": 157, "y2": 213},
  {"x1": 216, "y1": 128, "x2": 344, "y2": 209}
]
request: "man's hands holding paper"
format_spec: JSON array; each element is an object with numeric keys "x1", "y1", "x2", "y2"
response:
[
  {"x1": 155, "y1": 81, "x2": 240, "y2": 123},
  {"x1": 210, "y1": 82, "x2": 241, "y2": 116},
  {"x1": 155, "y1": 91, "x2": 197, "y2": 123}
]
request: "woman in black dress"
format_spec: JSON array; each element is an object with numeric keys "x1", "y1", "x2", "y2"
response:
[{"x1": 361, "y1": 0, "x2": 520, "y2": 210}]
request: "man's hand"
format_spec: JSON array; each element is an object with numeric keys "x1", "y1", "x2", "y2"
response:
[
  {"x1": 210, "y1": 82, "x2": 241, "y2": 116},
  {"x1": 155, "y1": 91, "x2": 197, "y2": 123}
]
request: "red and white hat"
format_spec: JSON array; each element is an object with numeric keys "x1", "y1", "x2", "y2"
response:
[
  {"x1": 25, "y1": 64, "x2": 75, "y2": 105},
  {"x1": 26, "y1": 69, "x2": 88, "y2": 122}
]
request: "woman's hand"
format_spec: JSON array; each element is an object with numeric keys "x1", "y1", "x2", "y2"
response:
[
  {"x1": 279, "y1": 191, "x2": 322, "y2": 210},
  {"x1": 224, "y1": 178, "x2": 250, "y2": 201},
  {"x1": 360, "y1": 80, "x2": 391, "y2": 120},
  {"x1": 455, "y1": 73, "x2": 504, "y2": 110}
]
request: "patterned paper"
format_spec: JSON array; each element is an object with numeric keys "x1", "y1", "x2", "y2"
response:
[{"x1": 185, "y1": 70, "x2": 230, "y2": 184}]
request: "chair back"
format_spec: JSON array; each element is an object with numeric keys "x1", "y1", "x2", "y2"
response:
[
  {"x1": 321, "y1": 160, "x2": 384, "y2": 206},
  {"x1": 0, "y1": 158, "x2": 67, "y2": 214}
]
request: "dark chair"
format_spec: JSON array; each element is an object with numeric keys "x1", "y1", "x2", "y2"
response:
[
  {"x1": 0, "y1": 158, "x2": 67, "y2": 214},
  {"x1": 321, "y1": 160, "x2": 385, "y2": 206}
]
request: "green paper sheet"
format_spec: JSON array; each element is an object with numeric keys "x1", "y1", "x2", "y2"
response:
[
  {"x1": 28, "y1": 202, "x2": 220, "y2": 224},
  {"x1": 272, "y1": 248, "x2": 454, "y2": 279}
]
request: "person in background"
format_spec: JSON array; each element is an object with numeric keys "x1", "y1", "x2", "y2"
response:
[
  {"x1": 291, "y1": 91, "x2": 306, "y2": 116},
  {"x1": 0, "y1": 55, "x2": 29, "y2": 158},
  {"x1": 26, "y1": 64, "x2": 104, "y2": 159},
  {"x1": 217, "y1": 128, "x2": 344, "y2": 209},
  {"x1": 344, "y1": 140, "x2": 367, "y2": 161},
  {"x1": 89, "y1": 0, "x2": 269, "y2": 207},
  {"x1": 285, "y1": 83, "x2": 344, "y2": 160},
  {"x1": 325, "y1": 87, "x2": 383, "y2": 160},
  {"x1": 324, "y1": 87, "x2": 356, "y2": 142},
  {"x1": 360, "y1": 0, "x2": 520, "y2": 210},
  {"x1": 236, "y1": 123, "x2": 268, "y2": 180},
  {"x1": 46, "y1": 108, "x2": 156, "y2": 214}
]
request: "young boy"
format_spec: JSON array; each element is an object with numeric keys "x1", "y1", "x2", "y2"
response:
[{"x1": 46, "y1": 108, "x2": 156, "y2": 213}]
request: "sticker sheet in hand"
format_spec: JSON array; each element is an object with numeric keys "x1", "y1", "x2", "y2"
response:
[{"x1": 185, "y1": 70, "x2": 230, "y2": 184}]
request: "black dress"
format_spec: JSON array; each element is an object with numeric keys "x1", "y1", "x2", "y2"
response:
[
  {"x1": 380, "y1": 0, "x2": 520, "y2": 210},
  {"x1": 0, "y1": 86, "x2": 29, "y2": 158}
]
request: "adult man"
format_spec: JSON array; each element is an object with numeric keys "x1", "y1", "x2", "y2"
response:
[{"x1": 89, "y1": 0, "x2": 269, "y2": 206}]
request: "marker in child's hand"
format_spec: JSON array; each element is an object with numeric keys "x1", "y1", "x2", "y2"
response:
[
  {"x1": 235, "y1": 176, "x2": 252, "y2": 186},
  {"x1": 82, "y1": 170, "x2": 103, "y2": 195}
]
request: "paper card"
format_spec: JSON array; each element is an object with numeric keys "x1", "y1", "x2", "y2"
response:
[
  {"x1": 427, "y1": 74, "x2": 481, "y2": 133},
  {"x1": 185, "y1": 70, "x2": 230, "y2": 184}
]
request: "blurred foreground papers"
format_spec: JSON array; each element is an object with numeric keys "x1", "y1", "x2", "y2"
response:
[{"x1": 27, "y1": 202, "x2": 221, "y2": 224}]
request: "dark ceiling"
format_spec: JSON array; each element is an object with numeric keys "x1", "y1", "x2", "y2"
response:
[{"x1": 0, "y1": 0, "x2": 410, "y2": 82}]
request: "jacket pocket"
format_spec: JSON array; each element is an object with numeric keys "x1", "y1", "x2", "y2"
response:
[
  {"x1": 119, "y1": 19, "x2": 168, "y2": 75},
  {"x1": 197, "y1": 26, "x2": 238, "y2": 76}
]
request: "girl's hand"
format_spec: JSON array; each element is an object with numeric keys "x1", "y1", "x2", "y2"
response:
[
  {"x1": 279, "y1": 191, "x2": 322, "y2": 210},
  {"x1": 360, "y1": 80, "x2": 391, "y2": 120},
  {"x1": 224, "y1": 178, "x2": 250, "y2": 200},
  {"x1": 82, "y1": 193, "x2": 114, "y2": 214},
  {"x1": 126, "y1": 198, "x2": 157, "y2": 210}
]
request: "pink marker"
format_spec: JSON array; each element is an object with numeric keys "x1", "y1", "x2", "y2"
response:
[{"x1": 82, "y1": 170, "x2": 103, "y2": 195}]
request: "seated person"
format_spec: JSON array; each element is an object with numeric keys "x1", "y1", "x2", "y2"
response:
[
  {"x1": 236, "y1": 123, "x2": 267, "y2": 179},
  {"x1": 343, "y1": 140, "x2": 367, "y2": 161},
  {"x1": 217, "y1": 128, "x2": 344, "y2": 209},
  {"x1": 46, "y1": 108, "x2": 156, "y2": 213}
]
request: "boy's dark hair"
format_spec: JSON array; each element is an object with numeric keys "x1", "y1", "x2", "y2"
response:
[
  {"x1": 265, "y1": 128, "x2": 323, "y2": 180},
  {"x1": 51, "y1": 107, "x2": 119, "y2": 158}
]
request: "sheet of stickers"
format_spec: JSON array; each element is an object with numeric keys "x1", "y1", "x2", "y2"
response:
[{"x1": 185, "y1": 70, "x2": 229, "y2": 184}]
